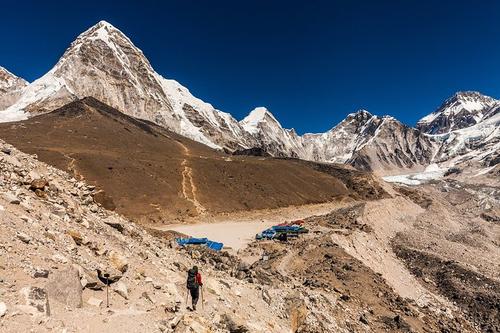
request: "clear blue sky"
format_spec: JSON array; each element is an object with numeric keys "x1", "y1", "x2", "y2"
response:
[{"x1": 1, "y1": 0, "x2": 499, "y2": 133}]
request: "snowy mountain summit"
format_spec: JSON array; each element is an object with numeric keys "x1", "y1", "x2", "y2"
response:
[
  {"x1": 0, "y1": 21, "x2": 254, "y2": 148},
  {"x1": 417, "y1": 91, "x2": 498, "y2": 134},
  {"x1": 0, "y1": 21, "x2": 498, "y2": 175}
]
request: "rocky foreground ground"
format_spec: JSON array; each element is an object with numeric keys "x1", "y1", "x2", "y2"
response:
[{"x1": 0, "y1": 139, "x2": 499, "y2": 332}]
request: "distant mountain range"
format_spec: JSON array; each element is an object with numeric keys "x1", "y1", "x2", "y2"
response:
[{"x1": 0, "y1": 21, "x2": 498, "y2": 175}]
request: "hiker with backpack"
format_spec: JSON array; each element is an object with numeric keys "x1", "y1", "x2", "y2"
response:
[{"x1": 186, "y1": 265, "x2": 203, "y2": 311}]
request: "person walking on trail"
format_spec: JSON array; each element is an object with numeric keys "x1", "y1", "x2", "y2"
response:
[{"x1": 186, "y1": 265, "x2": 203, "y2": 311}]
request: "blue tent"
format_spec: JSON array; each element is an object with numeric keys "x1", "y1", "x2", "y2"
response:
[
  {"x1": 176, "y1": 237, "x2": 223, "y2": 251},
  {"x1": 206, "y1": 240, "x2": 224, "y2": 251}
]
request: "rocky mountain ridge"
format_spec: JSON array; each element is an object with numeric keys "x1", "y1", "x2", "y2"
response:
[
  {"x1": 0, "y1": 21, "x2": 498, "y2": 175},
  {"x1": 0, "y1": 66, "x2": 28, "y2": 111}
]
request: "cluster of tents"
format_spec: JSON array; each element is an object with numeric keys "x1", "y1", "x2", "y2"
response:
[
  {"x1": 176, "y1": 237, "x2": 224, "y2": 251},
  {"x1": 175, "y1": 220, "x2": 309, "y2": 252},
  {"x1": 256, "y1": 220, "x2": 308, "y2": 241}
]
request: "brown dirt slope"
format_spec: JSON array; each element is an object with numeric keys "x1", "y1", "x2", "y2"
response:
[{"x1": 0, "y1": 97, "x2": 385, "y2": 223}]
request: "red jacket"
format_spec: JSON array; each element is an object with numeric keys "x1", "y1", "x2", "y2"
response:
[{"x1": 196, "y1": 272, "x2": 203, "y2": 286}]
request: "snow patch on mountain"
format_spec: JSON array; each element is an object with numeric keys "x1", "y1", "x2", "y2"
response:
[
  {"x1": 383, "y1": 163, "x2": 446, "y2": 185},
  {"x1": 432, "y1": 109, "x2": 500, "y2": 168}
]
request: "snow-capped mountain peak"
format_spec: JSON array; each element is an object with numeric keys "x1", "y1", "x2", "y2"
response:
[
  {"x1": 417, "y1": 91, "x2": 498, "y2": 134},
  {"x1": 346, "y1": 109, "x2": 373, "y2": 119},
  {"x1": 240, "y1": 107, "x2": 281, "y2": 134},
  {"x1": 0, "y1": 21, "x2": 252, "y2": 149},
  {"x1": 1, "y1": 21, "x2": 498, "y2": 176}
]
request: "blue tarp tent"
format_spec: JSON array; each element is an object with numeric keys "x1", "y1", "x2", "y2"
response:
[
  {"x1": 206, "y1": 240, "x2": 224, "y2": 251},
  {"x1": 176, "y1": 237, "x2": 223, "y2": 251}
]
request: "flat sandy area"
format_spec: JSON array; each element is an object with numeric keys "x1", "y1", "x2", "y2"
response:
[
  {"x1": 166, "y1": 220, "x2": 277, "y2": 250},
  {"x1": 160, "y1": 201, "x2": 348, "y2": 250}
]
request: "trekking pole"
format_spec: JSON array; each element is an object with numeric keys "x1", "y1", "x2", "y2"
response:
[
  {"x1": 185, "y1": 288, "x2": 189, "y2": 306},
  {"x1": 201, "y1": 286, "x2": 204, "y2": 310},
  {"x1": 104, "y1": 273, "x2": 110, "y2": 308}
]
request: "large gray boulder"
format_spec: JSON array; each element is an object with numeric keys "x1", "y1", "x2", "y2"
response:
[{"x1": 46, "y1": 266, "x2": 83, "y2": 309}]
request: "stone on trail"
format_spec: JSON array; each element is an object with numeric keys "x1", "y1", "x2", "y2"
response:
[
  {"x1": 3, "y1": 192, "x2": 20, "y2": 204},
  {"x1": 220, "y1": 314, "x2": 250, "y2": 333},
  {"x1": 163, "y1": 283, "x2": 182, "y2": 302},
  {"x1": 0, "y1": 301, "x2": 7, "y2": 317},
  {"x1": 103, "y1": 217, "x2": 125, "y2": 233},
  {"x1": 67, "y1": 230, "x2": 84, "y2": 246},
  {"x1": 112, "y1": 281, "x2": 129, "y2": 300},
  {"x1": 109, "y1": 250, "x2": 129, "y2": 273},
  {"x1": 33, "y1": 268, "x2": 50, "y2": 278},
  {"x1": 46, "y1": 266, "x2": 83, "y2": 309},
  {"x1": 16, "y1": 232, "x2": 32, "y2": 244},
  {"x1": 87, "y1": 297, "x2": 103, "y2": 308},
  {"x1": 30, "y1": 178, "x2": 49, "y2": 191},
  {"x1": 204, "y1": 278, "x2": 222, "y2": 296},
  {"x1": 285, "y1": 293, "x2": 307, "y2": 333},
  {"x1": 20, "y1": 286, "x2": 50, "y2": 316},
  {"x1": 80, "y1": 270, "x2": 106, "y2": 290}
]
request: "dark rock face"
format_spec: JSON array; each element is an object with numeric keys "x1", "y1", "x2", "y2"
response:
[
  {"x1": 232, "y1": 147, "x2": 271, "y2": 157},
  {"x1": 348, "y1": 118, "x2": 437, "y2": 172}
]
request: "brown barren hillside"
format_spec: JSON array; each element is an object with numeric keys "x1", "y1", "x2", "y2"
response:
[{"x1": 0, "y1": 97, "x2": 386, "y2": 223}]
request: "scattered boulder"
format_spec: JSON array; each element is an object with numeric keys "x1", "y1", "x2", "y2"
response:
[
  {"x1": 163, "y1": 283, "x2": 181, "y2": 302},
  {"x1": 33, "y1": 268, "x2": 50, "y2": 278},
  {"x1": 20, "y1": 286, "x2": 50, "y2": 316},
  {"x1": 220, "y1": 314, "x2": 250, "y2": 333},
  {"x1": 286, "y1": 293, "x2": 307, "y2": 333},
  {"x1": 109, "y1": 250, "x2": 129, "y2": 273},
  {"x1": 164, "y1": 300, "x2": 181, "y2": 313},
  {"x1": 3, "y1": 192, "x2": 20, "y2": 204},
  {"x1": 46, "y1": 266, "x2": 83, "y2": 309},
  {"x1": 481, "y1": 210, "x2": 499, "y2": 223},
  {"x1": 81, "y1": 270, "x2": 106, "y2": 290},
  {"x1": 87, "y1": 297, "x2": 103, "y2": 308},
  {"x1": 103, "y1": 217, "x2": 125, "y2": 233},
  {"x1": 112, "y1": 281, "x2": 128, "y2": 300},
  {"x1": 16, "y1": 232, "x2": 31, "y2": 244},
  {"x1": 30, "y1": 178, "x2": 49, "y2": 191},
  {"x1": 204, "y1": 278, "x2": 222, "y2": 296},
  {"x1": 51, "y1": 204, "x2": 66, "y2": 217},
  {"x1": 51, "y1": 253, "x2": 68, "y2": 264},
  {"x1": 262, "y1": 289, "x2": 272, "y2": 305},
  {"x1": 67, "y1": 230, "x2": 84, "y2": 245},
  {"x1": 0, "y1": 302, "x2": 7, "y2": 317}
]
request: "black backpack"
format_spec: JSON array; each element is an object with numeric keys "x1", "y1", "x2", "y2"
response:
[{"x1": 186, "y1": 269, "x2": 198, "y2": 289}]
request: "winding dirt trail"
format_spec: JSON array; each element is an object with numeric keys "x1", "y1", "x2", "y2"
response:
[{"x1": 176, "y1": 140, "x2": 207, "y2": 215}]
